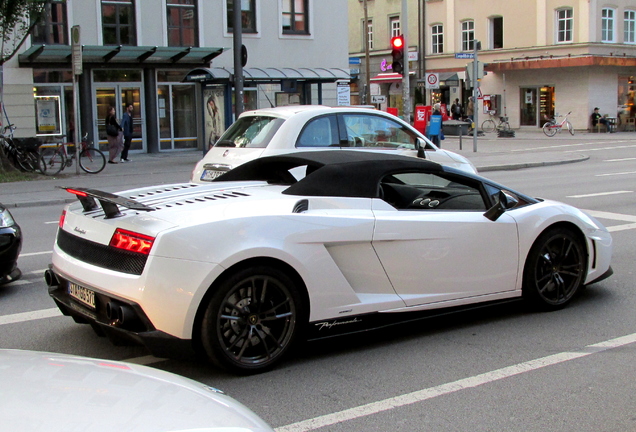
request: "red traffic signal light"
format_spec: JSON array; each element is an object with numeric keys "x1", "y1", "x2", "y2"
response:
[{"x1": 390, "y1": 35, "x2": 404, "y2": 74}]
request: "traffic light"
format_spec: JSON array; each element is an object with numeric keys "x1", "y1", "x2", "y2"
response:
[{"x1": 391, "y1": 35, "x2": 404, "y2": 74}]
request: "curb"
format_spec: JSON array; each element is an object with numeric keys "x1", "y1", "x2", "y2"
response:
[{"x1": 478, "y1": 154, "x2": 590, "y2": 172}]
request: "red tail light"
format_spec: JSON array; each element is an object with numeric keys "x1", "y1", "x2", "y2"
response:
[
  {"x1": 109, "y1": 229, "x2": 155, "y2": 255},
  {"x1": 59, "y1": 210, "x2": 66, "y2": 228}
]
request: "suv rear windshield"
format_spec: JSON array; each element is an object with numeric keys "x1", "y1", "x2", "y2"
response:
[{"x1": 214, "y1": 116, "x2": 284, "y2": 148}]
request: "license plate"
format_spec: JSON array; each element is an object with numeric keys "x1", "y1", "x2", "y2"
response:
[
  {"x1": 201, "y1": 169, "x2": 225, "y2": 181},
  {"x1": 68, "y1": 282, "x2": 96, "y2": 309}
]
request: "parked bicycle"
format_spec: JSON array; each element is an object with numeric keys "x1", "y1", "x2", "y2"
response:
[
  {"x1": 40, "y1": 133, "x2": 106, "y2": 175},
  {"x1": 0, "y1": 124, "x2": 45, "y2": 173},
  {"x1": 542, "y1": 111, "x2": 574, "y2": 137},
  {"x1": 481, "y1": 112, "x2": 510, "y2": 133}
]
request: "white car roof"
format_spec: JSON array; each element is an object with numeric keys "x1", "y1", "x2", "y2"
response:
[{"x1": 238, "y1": 105, "x2": 379, "y2": 120}]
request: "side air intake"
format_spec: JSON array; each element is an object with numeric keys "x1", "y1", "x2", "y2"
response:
[{"x1": 292, "y1": 199, "x2": 309, "y2": 213}]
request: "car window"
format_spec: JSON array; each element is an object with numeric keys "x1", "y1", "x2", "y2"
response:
[
  {"x1": 214, "y1": 116, "x2": 284, "y2": 148},
  {"x1": 296, "y1": 115, "x2": 339, "y2": 147},
  {"x1": 380, "y1": 172, "x2": 487, "y2": 211},
  {"x1": 340, "y1": 114, "x2": 417, "y2": 149}
]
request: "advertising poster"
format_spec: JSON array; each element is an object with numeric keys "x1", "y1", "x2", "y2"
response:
[
  {"x1": 203, "y1": 87, "x2": 225, "y2": 150},
  {"x1": 35, "y1": 96, "x2": 62, "y2": 135}
]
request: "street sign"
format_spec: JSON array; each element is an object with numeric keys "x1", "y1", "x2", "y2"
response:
[
  {"x1": 425, "y1": 73, "x2": 439, "y2": 89},
  {"x1": 371, "y1": 95, "x2": 386, "y2": 104},
  {"x1": 455, "y1": 53, "x2": 474, "y2": 59},
  {"x1": 71, "y1": 26, "x2": 82, "y2": 75}
]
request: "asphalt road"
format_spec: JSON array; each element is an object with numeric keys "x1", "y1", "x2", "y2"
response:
[{"x1": 1, "y1": 135, "x2": 636, "y2": 431}]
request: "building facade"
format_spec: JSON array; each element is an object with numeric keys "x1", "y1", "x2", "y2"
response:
[
  {"x1": 4, "y1": 0, "x2": 349, "y2": 153},
  {"x1": 349, "y1": 0, "x2": 636, "y2": 130}
]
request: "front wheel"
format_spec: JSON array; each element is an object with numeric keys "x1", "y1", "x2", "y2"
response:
[
  {"x1": 542, "y1": 121, "x2": 558, "y2": 137},
  {"x1": 79, "y1": 147, "x2": 106, "y2": 173},
  {"x1": 200, "y1": 266, "x2": 306, "y2": 374},
  {"x1": 481, "y1": 119, "x2": 496, "y2": 133},
  {"x1": 566, "y1": 120, "x2": 574, "y2": 135},
  {"x1": 522, "y1": 228, "x2": 586, "y2": 310}
]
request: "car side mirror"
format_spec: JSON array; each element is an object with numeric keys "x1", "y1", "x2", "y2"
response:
[{"x1": 484, "y1": 191, "x2": 518, "y2": 221}]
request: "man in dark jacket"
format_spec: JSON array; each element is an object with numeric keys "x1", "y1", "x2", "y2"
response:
[{"x1": 120, "y1": 103, "x2": 134, "y2": 162}]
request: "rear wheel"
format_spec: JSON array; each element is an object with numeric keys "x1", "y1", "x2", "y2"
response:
[
  {"x1": 542, "y1": 121, "x2": 558, "y2": 137},
  {"x1": 40, "y1": 147, "x2": 66, "y2": 175},
  {"x1": 522, "y1": 227, "x2": 586, "y2": 310},
  {"x1": 566, "y1": 120, "x2": 574, "y2": 135},
  {"x1": 200, "y1": 266, "x2": 306, "y2": 374},
  {"x1": 79, "y1": 147, "x2": 106, "y2": 173},
  {"x1": 481, "y1": 119, "x2": 496, "y2": 133},
  {"x1": 500, "y1": 121, "x2": 511, "y2": 131}
]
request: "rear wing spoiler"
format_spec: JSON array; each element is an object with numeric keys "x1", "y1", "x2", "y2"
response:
[{"x1": 58, "y1": 186, "x2": 154, "y2": 219}]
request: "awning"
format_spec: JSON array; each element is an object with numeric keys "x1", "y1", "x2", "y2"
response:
[
  {"x1": 369, "y1": 71, "x2": 415, "y2": 83},
  {"x1": 18, "y1": 44, "x2": 226, "y2": 67},
  {"x1": 183, "y1": 67, "x2": 350, "y2": 84}
]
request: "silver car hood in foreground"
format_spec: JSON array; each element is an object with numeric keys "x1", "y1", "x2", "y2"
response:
[{"x1": 0, "y1": 349, "x2": 274, "y2": 432}]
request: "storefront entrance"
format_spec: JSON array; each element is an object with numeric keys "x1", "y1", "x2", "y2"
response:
[
  {"x1": 93, "y1": 70, "x2": 144, "y2": 152},
  {"x1": 520, "y1": 86, "x2": 555, "y2": 127}
]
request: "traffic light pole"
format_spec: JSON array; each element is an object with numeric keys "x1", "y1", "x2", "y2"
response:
[
  {"x1": 401, "y1": 0, "x2": 411, "y2": 123},
  {"x1": 472, "y1": 41, "x2": 480, "y2": 152},
  {"x1": 233, "y1": 1, "x2": 244, "y2": 118}
]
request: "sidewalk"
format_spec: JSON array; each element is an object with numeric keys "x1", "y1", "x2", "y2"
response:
[{"x1": 2, "y1": 129, "x2": 634, "y2": 208}]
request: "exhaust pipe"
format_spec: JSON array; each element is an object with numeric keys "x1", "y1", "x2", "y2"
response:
[
  {"x1": 44, "y1": 269, "x2": 60, "y2": 287},
  {"x1": 106, "y1": 301, "x2": 138, "y2": 327}
]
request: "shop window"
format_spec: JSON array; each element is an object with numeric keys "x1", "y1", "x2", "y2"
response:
[
  {"x1": 102, "y1": 0, "x2": 136, "y2": 45},
  {"x1": 461, "y1": 20, "x2": 474, "y2": 51},
  {"x1": 32, "y1": 0, "x2": 68, "y2": 45},
  {"x1": 158, "y1": 82, "x2": 197, "y2": 150},
  {"x1": 227, "y1": 0, "x2": 256, "y2": 34},
  {"x1": 431, "y1": 24, "x2": 443, "y2": 54},
  {"x1": 167, "y1": 0, "x2": 198, "y2": 47},
  {"x1": 625, "y1": 10, "x2": 636, "y2": 43},
  {"x1": 282, "y1": 0, "x2": 309, "y2": 35},
  {"x1": 556, "y1": 8, "x2": 573, "y2": 43},
  {"x1": 602, "y1": 8, "x2": 615, "y2": 43}
]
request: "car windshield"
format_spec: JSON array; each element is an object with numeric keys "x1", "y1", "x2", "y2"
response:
[{"x1": 214, "y1": 116, "x2": 284, "y2": 148}]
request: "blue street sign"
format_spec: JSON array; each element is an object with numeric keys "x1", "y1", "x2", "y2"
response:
[
  {"x1": 455, "y1": 53, "x2": 475, "y2": 59},
  {"x1": 349, "y1": 57, "x2": 362, "y2": 65}
]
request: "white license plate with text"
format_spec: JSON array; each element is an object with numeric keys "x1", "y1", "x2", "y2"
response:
[{"x1": 69, "y1": 282, "x2": 96, "y2": 309}]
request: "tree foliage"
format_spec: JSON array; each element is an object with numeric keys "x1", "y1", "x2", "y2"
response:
[{"x1": 0, "y1": 0, "x2": 49, "y2": 65}]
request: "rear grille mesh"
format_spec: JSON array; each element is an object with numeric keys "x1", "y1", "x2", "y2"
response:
[{"x1": 57, "y1": 229, "x2": 148, "y2": 275}]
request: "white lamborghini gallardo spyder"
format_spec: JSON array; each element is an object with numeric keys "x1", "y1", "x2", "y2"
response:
[{"x1": 47, "y1": 151, "x2": 612, "y2": 373}]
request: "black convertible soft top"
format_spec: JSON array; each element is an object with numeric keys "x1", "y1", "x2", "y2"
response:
[{"x1": 214, "y1": 151, "x2": 444, "y2": 198}]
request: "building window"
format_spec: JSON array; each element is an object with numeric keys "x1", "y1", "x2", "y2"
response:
[
  {"x1": 390, "y1": 16, "x2": 400, "y2": 38},
  {"x1": 431, "y1": 24, "x2": 443, "y2": 54},
  {"x1": 461, "y1": 20, "x2": 474, "y2": 51},
  {"x1": 32, "y1": 0, "x2": 68, "y2": 44},
  {"x1": 625, "y1": 10, "x2": 636, "y2": 43},
  {"x1": 490, "y1": 16, "x2": 503, "y2": 49},
  {"x1": 102, "y1": 0, "x2": 136, "y2": 45},
  {"x1": 366, "y1": 19, "x2": 373, "y2": 50},
  {"x1": 602, "y1": 8, "x2": 615, "y2": 42},
  {"x1": 227, "y1": 0, "x2": 256, "y2": 33},
  {"x1": 282, "y1": 0, "x2": 309, "y2": 35},
  {"x1": 556, "y1": 8, "x2": 573, "y2": 43},
  {"x1": 167, "y1": 0, "x2": 198, "y2": 46}
]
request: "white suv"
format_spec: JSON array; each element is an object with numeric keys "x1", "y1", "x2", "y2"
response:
[{"x1": 191, "y1": 105, "x2": 477, "y2": 183}]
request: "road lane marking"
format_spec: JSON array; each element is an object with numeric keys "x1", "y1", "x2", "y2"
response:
[
  {"x1": 19, "y1": 251, "x2": 52, "y2": 257},
  {"x1": 583, "y1": 210, "x2": 636, "y2": 222},
  {"x1": 6, "y1": 280, "x2": 31, "y2": 286},
  {"x1": 0, "y1": 308, "x2": 62, "y2": 326},
  {"x1": 607, "y1": 223, "x2": 636, "y2": 232},
  {"x1": 568, "y1": 191, "x2": 632, "y2": 198},
  {"x1": 275, "y1": 333, "x2": 636, "y2": 432},
  {"x1": 605, "y1": 157, "x2": 636, "y2": 162},
  {"x1": 596, "y1": 171, "x2": 636, "y2": 177},
  {"x1": 45, "y1": 221, "x2": 58, "y2": 224},
  {"x1": 27, "y1": 269, "x2": 47, "y2": 275}
]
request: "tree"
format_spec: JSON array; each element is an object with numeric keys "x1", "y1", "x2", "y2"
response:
[{"x1": 0, "y1": 0, "x2": 49, "y2": 172}]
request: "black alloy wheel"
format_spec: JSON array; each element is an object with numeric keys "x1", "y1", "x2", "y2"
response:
[
  {"x1": 201, "y1": 266, "x2": 305, "y2": 373},
  {"x1": 523, "y1": 227, "x2": 586, "y2": 310}
]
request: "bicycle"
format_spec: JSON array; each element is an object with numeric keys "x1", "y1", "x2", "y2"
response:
[
  {"x1": 481, "y1": 112, "x2": 510, "y2": 133},
  {"x1": 0, "y1": 124, "x2": 45, "y2": 173},
  {"x1": 40, "y1": 133, "x2": 106, "y2": 175},
  {"x1": 542, "y1": 111, "x2": 574, "y2": 137}
]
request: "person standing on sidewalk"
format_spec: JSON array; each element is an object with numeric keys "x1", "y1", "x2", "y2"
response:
[
  {"x1": 120, "y1": 103, "x2": 134, "y2": 162},
  {"x1": 105, "y1": 106, "x2": 123, "y2": 164}
]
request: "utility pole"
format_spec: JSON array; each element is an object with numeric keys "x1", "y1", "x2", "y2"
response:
[
  {"x1": 472, "y1": 40, "x2": 481, "y2": 152},
  {"x1": 363, "y1": 0, "x2": 371, "y2": 105},
  {"x1": 233, "y1": 0, "x2": 244, "y2": 118},
  {"x1": 401, "y1": 0, "x2": 411, "y2": 122}
]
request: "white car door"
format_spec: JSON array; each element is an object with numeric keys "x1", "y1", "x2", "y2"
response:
[{"x1": 371, "y1": 173, "x2": 519, "y2": 307}]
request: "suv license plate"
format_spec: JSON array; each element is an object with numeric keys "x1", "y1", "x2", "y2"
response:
[
  {"x1": 69, "y1": 283, "x2": 96, "y2": 309},
  {"x1": 201, "y1": 170, "x2": 225, "y2": 181}
]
